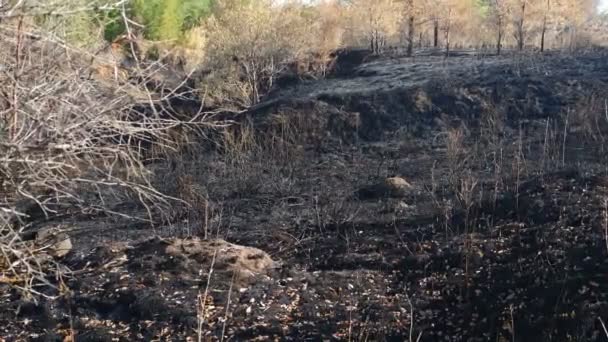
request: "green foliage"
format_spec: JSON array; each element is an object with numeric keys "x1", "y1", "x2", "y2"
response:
[
  {"x1": 97, "y1": 0, "x2": 215, "y2": 42},
  {"x1": 102, "y1": 9, "x2": 126, "y2": 42},
  {"x1": 476, "y1": 0, "x2": 490, "y2": 15},
  {"x1": 182, "y1": 0, "x2": 215, "y2": 28},
  {"x1": 64, "y1": 12, "x2": 98, "y2": 45},
  {"x1": 35, "y1": 2, "x2": 101, "y2": 47},
  {"x1": 131, "y1": 0, "x2": 214, "y2": 41},
  {"x1": 475, "y1": 0, "x2": 490, "y2": 18},
  {"x1": 158, "y1": 0, "x2": 183, "y2": 41},
  {"x1": 32, "y1": 1, "x2": 130, "y2": 44}
]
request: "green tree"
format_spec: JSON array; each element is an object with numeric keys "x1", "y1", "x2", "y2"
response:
[
  {"x1": 183, "y1": 0, "x2": 215, "y2": 28},
  {"x1": 102, "y1": 8, "x2": 127, "y2": 42},
  {"x1": 130, "y1": 0, "x2": 215, "y2": 41},
  {"x1": 35, "y1": 0, "x2": 102, "y2": 47},
  {"x1": 158, "y1": 0, "x2": 183, "y2": 41}
]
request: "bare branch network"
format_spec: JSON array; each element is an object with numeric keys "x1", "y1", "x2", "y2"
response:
[{"x1": 0, "y1": 1, "x2": 211, "y2": 296}]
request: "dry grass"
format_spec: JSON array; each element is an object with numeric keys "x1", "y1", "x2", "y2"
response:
[
  {"x1": 444, "y1": 125, "x2": 470, "y2": 193},
  {"x1": 571, "y1": 92, "x2": 608, "y2": 147}
]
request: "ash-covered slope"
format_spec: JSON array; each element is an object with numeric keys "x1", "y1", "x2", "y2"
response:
[{"x1": 252, "y1": 50, "x2": 608, "y2": 140}]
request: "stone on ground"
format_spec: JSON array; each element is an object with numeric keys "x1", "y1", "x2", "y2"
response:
[{"x1": 356, "y1": 176, "x2": 412, "y2": 199}]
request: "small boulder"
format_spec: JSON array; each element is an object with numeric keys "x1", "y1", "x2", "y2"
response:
[
  {"x1": 356, "y1": 176, "x2": 412, "y2": 199},
  {"x1": 384, "y1": 177, "x2": 412, "y2": 197},
  {"x1": 35, "y1": 227, "x2": 72, "y2": 258},
  {"x1": 165, "y1": 238, "x2": 275, "y2": 280}
]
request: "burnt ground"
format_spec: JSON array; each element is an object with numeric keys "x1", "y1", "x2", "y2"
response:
[{"x1": 3, "y1": 49, "x2": 608, "y2": 341}]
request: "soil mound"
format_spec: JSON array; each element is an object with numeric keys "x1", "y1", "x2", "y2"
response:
[{"x1": 84, "y1": 237, "x2": 275, "y2": 284}]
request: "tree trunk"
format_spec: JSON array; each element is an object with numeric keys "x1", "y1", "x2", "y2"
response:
[
  {"x1": 497, "y1": 28, "x2": 502, "y2": 55},
  {"x1": 405, "y1": 0, "x2": 415, "y2": 56},
  {"x1": 370, "y1": 35, "x2": 374, "y2": 53},
  {"x1": 516, "y1": 2, "x2": 526, "y2": 51},
  {"x1": 540, "y1": 0, "x2": 549, "y2": 52},
  {"x1": 569, "y1": 26, "x2": 576, "y2": 52},
  {"x1": 540, "y1": 15, "x2": 547, "y2": 52},
  {"x1": 433, "y1": 20, "x2": 439, "y2": 47},
  {"x1": 445, "y1": 26, "x2": 450, "y2": 57},
  {"x1": 497, "y1": 17, "x2": 503, "y2": 55},
  {"x1": 444, "y1": 9, "x2": 451, "y2": 57},
  {"x1": 373, "y1": 36, "x2": 378, "y2": 54},
  {"x1": 371, "y1": 30, "x2": 379, "y2": 54},
  {"x1": 407, "y1": 15, "x2": 415, "y2": 56}
]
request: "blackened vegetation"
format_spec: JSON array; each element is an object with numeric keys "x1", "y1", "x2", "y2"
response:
[{"x1": 4, "y1": 50, "x2": 608, "y2": 341}]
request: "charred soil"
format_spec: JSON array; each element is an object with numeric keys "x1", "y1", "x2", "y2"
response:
[{"x1": 3, "y1": 50, "x2": 608, "y2": 341}]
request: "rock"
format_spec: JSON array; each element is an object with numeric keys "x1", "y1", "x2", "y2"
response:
[
  {"x1": 35, "y1": 227, "x2": 72, "y2": 258},
  {"x1": 356, "y1": 176, "x2": 412, "y2": 199},
  {"x1": 384, "y1": 177, "x2": 412, "y2": 196},
  {"x1": 165, "y1": 238, "x2": 275, "y2": 280}
]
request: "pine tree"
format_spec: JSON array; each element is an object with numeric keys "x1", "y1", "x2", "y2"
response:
[
  {"x1": 129, "y1": 0, "x2": 215, "y2": 41},
  {"x1": 157, "y1": 0, "x2": 183, "y2": 41}
]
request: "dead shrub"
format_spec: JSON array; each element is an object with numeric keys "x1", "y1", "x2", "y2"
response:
[
  {"x1": 343, "y1": 0, "x2": 403, "y2": 53},
  {"x1": 199, "y1": 0, "x2": 344, "y2": 108},
  {"x1": 0, "y1": 4, "x2": 209, "y2": 296},
  {"x1": 201, "y1": 1, "x2": 312, "y2": 106},
  {"x1": 445, "y1": 125, "x2": 469, "y2": 184}
]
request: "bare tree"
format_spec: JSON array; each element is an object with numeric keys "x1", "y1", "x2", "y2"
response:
[
  {"x1": 489, "y1": 0, "x2": 509, "y2": 55},
  {"x1": 421, "y1": 0, "x2": 443, "y2": 48},
  {"x1": 406, "y1": 0, "x2": 416, "y2": 56},
  {"x1": 539, "y1": 0, "x2": 550, "y2": 52},
  {"x1": 423, "y1": 0, "x2": 478, "y2": 55},
  {"x1": 560, "y1": 0, "x2": 596, "y2": 50},
  {"x1": 435, "y1": 0, "x2": 462, "y2": 57},
  {"x1": 348, "y1": 0, "x2": 403, "y2": 54},
  {"x1": 433, "y1": 17, "x2": 440, "y2": 47},
  {"x1": 203, "y1": 0, "x2": 323, "y2": 106},
  {"x1": 443, "y1": 6, "x2": 453, "y2": 56},
  {"x1": 512, "y1": 0, "x2": 528, "y2": 51}
]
